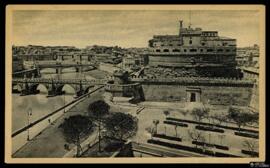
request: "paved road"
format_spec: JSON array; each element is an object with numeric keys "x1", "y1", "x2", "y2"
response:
[{"x1": 12, "y1": 88, "x2": 105, "y2": 158}]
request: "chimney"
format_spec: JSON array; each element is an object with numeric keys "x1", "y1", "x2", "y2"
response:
[{"x1": 179, "y1": 20, "x2": 183, "y2": 35}]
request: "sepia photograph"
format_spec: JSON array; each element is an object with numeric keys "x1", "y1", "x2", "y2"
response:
[{"x1": 5, "y1": 5, "x2": 265, "y2": 164}]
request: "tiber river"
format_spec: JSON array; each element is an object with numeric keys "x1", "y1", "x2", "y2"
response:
[{"x1": 12, "y1": 67, "x2": 97, "y2": 133}]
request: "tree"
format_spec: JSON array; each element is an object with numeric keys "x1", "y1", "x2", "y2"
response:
[
  {"x1": 187, "y1": 129, "x2": 206, "y2": 148},
  {"x1": 88, "y1": 100, "x2": 110, "y2": 119},
  {"x1": 181, "y1": 109, "x2": 188, "y2": 117},
  {"x1": 228, "y1": 106, "x2": 259, "y2": 132},
  {"x1": 190, "y1": 106, "x2": 210, "y2": 124},
  {"x1": 153, "y1": 119, "x2": 160, "y2": 134},
  {"x1": 218, "y1": 134, "x2": 226, "y2": 146},
  {"x1": 174, "y1": 125, "x2": 178, "y2": 138},
  {"x1": 211, "y1": 113, "x2": 228, "y2": 127},
  {"x1": 104, "y1": 112, "x2": 138, "y2": 140},
  {"x1": 59, "y1": 115, "x2": 94, "y2": 157},
  {"x1": 145, "y1": 126, "x2": 155, "y2": 139},
  {"x1": 88, "y1": 100, "x2": 110, "y2": 152},
  {"x1": 242, "y1": 139, "x2": 258, "y2": 157},
  {"x1": 163, "y1": 110, "x2": 170, "y2": 135}
]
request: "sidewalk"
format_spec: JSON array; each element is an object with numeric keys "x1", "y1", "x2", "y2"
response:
[{"x1": 13, "y1": 89, "x2": 105, "y2": 158}]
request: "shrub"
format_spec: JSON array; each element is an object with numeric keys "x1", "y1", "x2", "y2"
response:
[
  {"x1": 235, "y1": 132, "x2": 259, "y2": 139},
  {"x1": 195, "y1": 125, "x2": 225, "y2": 133},
  {"x1": 241, "y1": 150, "x2": 259, "y2": 157},
  {"x1": 153, "y1": 134, "x2": 182, "y2": 142},
  {"x1": 163, "y1": 121, "x2": 188, "y2": 127},
  {"x1": 147, "y1": 139, "x2": 237, "y2": 157},
  {"x1": 228, "y1": 106, "x2": 259, "y2": 132}
]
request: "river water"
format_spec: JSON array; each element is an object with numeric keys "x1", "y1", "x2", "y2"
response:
[{"x1": 12, "y1": 67, "x2": 97, "y2": 133}]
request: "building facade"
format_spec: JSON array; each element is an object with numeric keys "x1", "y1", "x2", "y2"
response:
[
  {"x1": 236, "y1": 44, "x2": 259, "y2": 67},
  {"x1": 146, "y1": 20, "x2": 239, "y2": 78}
]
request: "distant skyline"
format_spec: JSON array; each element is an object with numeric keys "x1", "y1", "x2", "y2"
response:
[{"x1": 12, "y1": 10, "x2": 260, "y2": 48}]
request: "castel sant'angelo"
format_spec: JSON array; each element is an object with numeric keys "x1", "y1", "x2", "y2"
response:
[{"x1": 145, "y1": 20, "x2": 242, "y2": 78}]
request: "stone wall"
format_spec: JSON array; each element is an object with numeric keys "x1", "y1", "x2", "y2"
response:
[
  {"x1": 105, "y1": 83, "x2": 144, "y2": 101},
  {"x1": 249, "y1": 83, "x2": 259, "y2": 111},
  {"x1": 148, "y1": 54, "x2": 236, "y2": 67},
  {"x1": 140, "y1": 83, "x2": 253, "y2": 106}
]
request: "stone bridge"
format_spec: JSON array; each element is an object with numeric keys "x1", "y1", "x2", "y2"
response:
[
  {"x1": 12, "y1": 78, "x2": 107, "y2": 97},
  {"x1": 25, "y1": 60, "x2": 99, "y2": 75},
  {"x1": 12, "y1": 68, "x2": 40, "y2": 78}
]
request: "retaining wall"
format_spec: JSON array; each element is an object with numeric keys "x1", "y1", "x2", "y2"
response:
[{"x1": 133, "y1": 77, "x2": 254, "y2": 106}]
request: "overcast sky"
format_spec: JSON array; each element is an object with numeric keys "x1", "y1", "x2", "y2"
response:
[{"x1": 12, "y1": 10, "x2": 260, "y2": 48}]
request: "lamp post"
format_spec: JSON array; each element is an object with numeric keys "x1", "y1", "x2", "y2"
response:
[
  {"x1": 27, "y1": 108, "x2": 32, "y2": 141},
  {"x1": 98, "y1": 117, "x2": 101, "y2": 153},
  {"x1": 63, "y1": 92, "x2": 66, "y2": 113}
]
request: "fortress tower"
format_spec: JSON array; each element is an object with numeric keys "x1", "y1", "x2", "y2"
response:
[{"x1": 146, "y1": 20, "x2": 240, "y2": 78}]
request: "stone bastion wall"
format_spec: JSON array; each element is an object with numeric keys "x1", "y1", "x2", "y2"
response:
[{"x1": 130, "y1": 77, "x2": 255, "y2": 106}]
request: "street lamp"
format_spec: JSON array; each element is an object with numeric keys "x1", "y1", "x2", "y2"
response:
[
  {"x1": 63, "y1": 91, "x2": 66, "y2": 113},
  {"x1": 27, "y1": 108, "x2": 32, "y2": 141}
]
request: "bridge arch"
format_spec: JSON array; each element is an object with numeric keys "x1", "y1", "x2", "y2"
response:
[
  {"x1": 61, "y1": 67, "x2": 77, "y2": 73},
  {"x1": 12, "y1": 84, "x2": 22, "y2": 92},
  {"x1": 61, "y1": 84, "x2": 76, "y2": 95},
  {"x1": 39, "y1": 67, "x2": 58, "y2": 74},
  {"x1": 39, "y1": 67, "x2": 80, "y2": 74},
  {"x1": 35, "y1": 84, "x2": 49, "y2": 94},
  {"x1": 84, "y1": 85, "x2": 94, "y2": 94}
]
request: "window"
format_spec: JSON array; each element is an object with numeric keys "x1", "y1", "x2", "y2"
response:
[
  {"x1": 135, "y1": 60, "x2": 140, "y2": 65},
  {"x1": 169, "y1": 44, "x2": 173, "y2": 46},
  {"x1": 226, "y1": 49, "x2": 230, "y2": 52},
  {"x1": 184, "y1": 49, "x2": 187, "y2": 52},
  {"x1": 189, "y1": 40, "x2": 192, "y2": 44},
  {"x1": 207, "y1": 49, "x2": 214, "y2": 52},
  {"x1": 190, "y1": 93, "x2": 196, "y2": 102},
  {"x1": 163, "y1": 49, "x2": 169, "y2": 52},
  {"x1": 156, "y1": 49, "x2": 161, "y2": 52},
  {"x1": 161, "y1": 44, "x2": 164, "y2": 47},
  {"x1": 172, "y1": 49, "x2": 180, "y2": 52},
  {"x1": 200, "y1": 49, "x2": 203, "y2": 52},
  {"x1": 190, "y1": 49, "x2": 197, "y2": 52},
  {"x1": 201, "y1": 42, "x2": 205, "y2": 46}
]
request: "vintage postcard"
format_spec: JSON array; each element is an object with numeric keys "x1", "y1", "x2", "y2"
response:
[{"x1": 5, "y1": 5, "x2": 265, "y2": 164}]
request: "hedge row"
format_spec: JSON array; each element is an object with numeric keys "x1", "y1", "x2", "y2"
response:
[
  {"x1": 147, "y1": 139, "x2": 238, "y2": 157},
  {"x1": 153, "y1": 134, "x2": 182, "y2": 142},
  {"x1": 234, "y1": 132, "x2": 259, "y2": 139},
  {"x1": 241, "y1": 150, "x2": 259, "y2": 157},
  {"x1": 163, "y1": 121, "x2": 188, "y2": 127},
  {"x1": 166, "y1": 117, "x2": 258, "y2": 134},
  {"x1": 192, "y1": 141, "x2": 229, "y2": 150},
  {"x1": 195, "y1": 125, "x2": 225, "y2": 133}
]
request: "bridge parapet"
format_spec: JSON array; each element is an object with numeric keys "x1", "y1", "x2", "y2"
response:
[{"x1": 12, "y1": 78, "x2": 107, "y2": 85}]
